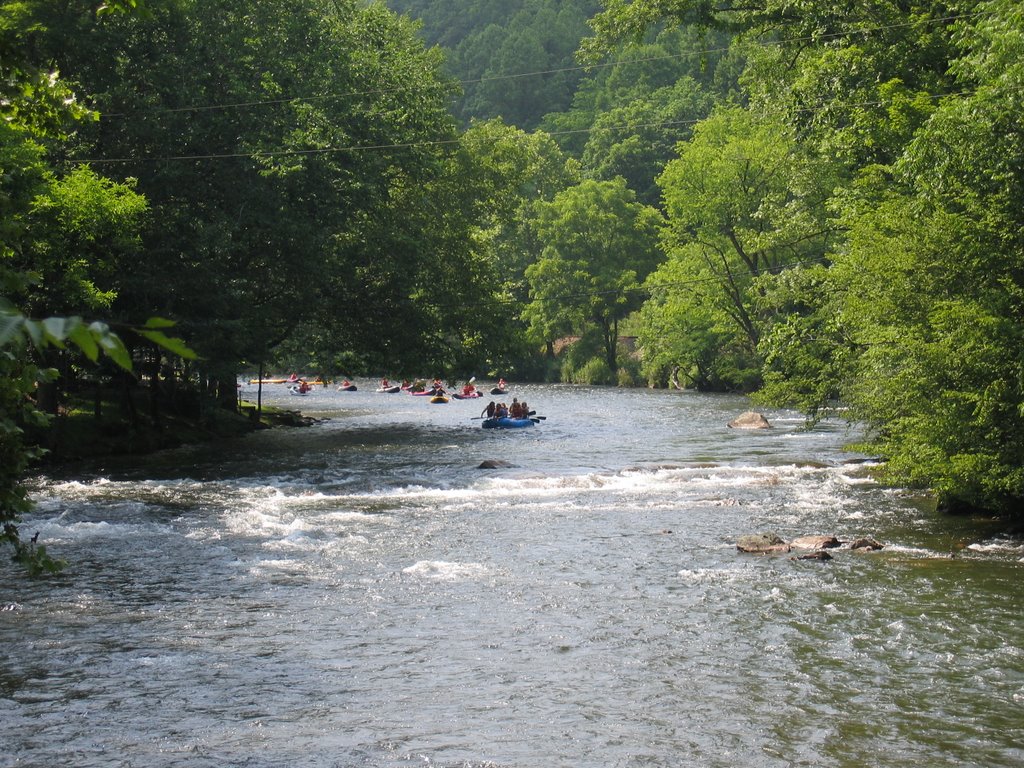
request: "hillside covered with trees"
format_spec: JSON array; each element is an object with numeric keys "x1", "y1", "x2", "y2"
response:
[{"x1": 3, "y1": 0, "x2": 1024, "y2": 568}]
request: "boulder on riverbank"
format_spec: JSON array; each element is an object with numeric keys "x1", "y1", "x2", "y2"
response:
[{"x1": 728, "y1": 411, "x2": 772, "y2": 429}]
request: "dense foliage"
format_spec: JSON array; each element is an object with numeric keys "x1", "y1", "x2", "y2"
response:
[
  {"x1": 579, "y1": 0, "x2": 1024, "y2": 513},
  {"x1": 385, "y1": 0, "x2": 601, "y2": 129}
]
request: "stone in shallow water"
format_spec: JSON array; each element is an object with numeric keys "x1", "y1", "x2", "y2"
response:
[
  {"x1": 735, "y1": 532, "x2": 790, "y2": 553},
  {"x1": 728, "y1": 411, "x2": 772, "y2": 429},
  {"x1": 790, "y1": 535, "x2": 841, "y2": 550},
  {"x1": 477, "y1": 459, "x2": 513, "y2": 469}
]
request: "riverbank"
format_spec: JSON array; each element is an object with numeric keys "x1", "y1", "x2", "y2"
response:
[{"x1": 33, "y1": 396, "x2": 314, "y2": 465}]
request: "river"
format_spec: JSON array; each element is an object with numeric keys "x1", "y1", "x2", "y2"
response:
[{"x1": 2, "y1": 383, "x2": 1022, "y2": 767}]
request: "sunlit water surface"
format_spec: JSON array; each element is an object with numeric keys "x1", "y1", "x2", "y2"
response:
[{"x1": 2, "y1": 383, "x2": 1022, "y2": 767}]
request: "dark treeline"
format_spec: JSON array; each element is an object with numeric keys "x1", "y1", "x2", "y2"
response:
[{"x1": 2, "y1": 0, "x2": 1023, "y2": 574}]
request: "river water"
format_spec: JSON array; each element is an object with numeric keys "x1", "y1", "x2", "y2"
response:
[{"x1": 2, "y1": 383, "x2": 1022, "y2": 767}]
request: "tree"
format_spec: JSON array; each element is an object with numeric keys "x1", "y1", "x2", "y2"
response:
[
  {"x1": 809, "y1": 0, "x2": 1024, "y2": 512},
  {"x1": 523, "y1": 177, "x2": 663, "y2": 376},
  {"x1": 50, "y1": 0, "x2": 479, "y2": 383},
  {"x1": 646, "y1": 107, "x2": 833, "y2": 389},
  {"x1": 0, "y1": 0, "x2": 161, "y2": 573}
]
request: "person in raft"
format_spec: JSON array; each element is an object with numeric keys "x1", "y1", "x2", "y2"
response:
[
  {"x1": 462, "y1": 381, "x2": 477, "y2": 396},
  {"x1": 481, "y1": 401, "x2": 496, "y2": 419},
  {"x1": 380, "y1": 377, "x2": 390, "y2": 389},
  {"x1": 497, "y1": 377, "x2": 507, "y2": 390},
  {"x1": 297, "y1": 380, "x2": 311, "y2": 394},
  {"x1": 509, "y1": 398, "x2": 523, "y2": 418}
]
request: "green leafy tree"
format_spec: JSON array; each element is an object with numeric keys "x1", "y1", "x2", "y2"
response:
[
  {"x1": 445, "y1": 119, "x2": 578, "y2": 375},
  {"x1": 805, "y1": 0, "x2": 1024, "y2": 513},
  {"x1": 48, "y1": 0, "x2": 479, "y2": 385},
  {"x1": 580, "y1": 76, "x2": 714, "y2": 205},
  {"x1": 648, "y1": 107, "x2": 833, "y2": 389},
  {"x1": 523, "y1": 177, "x2": 663, "y2": 376},
  {"x1": 639, "y1": 255, "x2": 760, "y2": 391},
  {"x1": 391, "y1": 0, "x2": 600, "y2": 129}
]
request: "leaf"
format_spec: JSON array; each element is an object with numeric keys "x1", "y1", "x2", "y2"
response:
[
  {"x1": 68, "y1": 323, "x2": 100, "y2": 362},
  {"x1": 23, "y1": 319, "x2": 43, "y2": 347},
  {"x1": 141, "y1": 316, "x2": 177, "y2": 329},
  {"x1": 41, "y1": 316, "x2": 77, "y2": 347},
  {"x1": 96, "y1": 331, "x2": 132, "y2": 370},
  {"x1": 0, "y1": 310, "x2": 25, "y2": 347},
  {"x1": 137, "y1": 329, "x2": 197, "y2": 360}
]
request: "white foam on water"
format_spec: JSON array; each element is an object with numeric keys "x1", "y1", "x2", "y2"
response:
[
  {"x1": 967, "y1": 539, "x2": 1024, "y2": 555},
  {"x1": 28, "y1": 518, "x2": 175, "y2": 545},
  {"x1": 676, "y1": 567, "x2": 745, "y2": 585},
  {"x1": 402, "y1": 560, "x2": 489, "y2": 581}
]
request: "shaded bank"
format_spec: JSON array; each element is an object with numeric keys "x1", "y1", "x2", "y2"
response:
[{"x1": 32, "y1": 395, "x2": 313, "y2": 465}]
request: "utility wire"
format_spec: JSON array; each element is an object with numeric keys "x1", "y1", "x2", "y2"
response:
[
  {"x1": 97, "y1": 11, "x2": 988, "y2": 121},
  {"x1": 78, "y1": 85, "x2": 977, "y2": 166},
  {"x1": 76, "y1": 9, "x2": 992, "y2": 166},
  {"x1": 427, "y1": 255, "x2": 833, "y2": 315}
]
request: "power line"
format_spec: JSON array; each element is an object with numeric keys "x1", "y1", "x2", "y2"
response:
[
  {"x1": 436, "y1": 255, "x2": 833, "y2": 315},
  {"x1": 73, "y1": 6, "x2": 993, "y2": 166},
  {"x1": 77, "y1": 86, "x2": 976, "y2": 167},
  {"x1": 96, "y1": 10, "x2": 988, "y2": 121}
]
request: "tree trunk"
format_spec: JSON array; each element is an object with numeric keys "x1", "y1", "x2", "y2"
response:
[{"x1": 604, "y1": 317, "x2": 618, "y2": 375}]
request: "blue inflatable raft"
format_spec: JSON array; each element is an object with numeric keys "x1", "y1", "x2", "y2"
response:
[{"x1": 481, "y1": 417, "x2": 535, "y2": 429}]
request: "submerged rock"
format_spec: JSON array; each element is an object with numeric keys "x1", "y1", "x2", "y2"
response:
[
  {"x1": 792, "y1": 550, "x2": 833, "y2": 562},
  {"x1": 477, "y1": 459, "x2": 513, "y2": 469},
  {"x1": 849, "y1": 537, "x2": 884, "y2": 551},
  {"x1": 728, "y1": 411, "x2": 772, "y2": 429},
  {"x1": 736, "y1": 533, "x2": 790, "y2": 554}
]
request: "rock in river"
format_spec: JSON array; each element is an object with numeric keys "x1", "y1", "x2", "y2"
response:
[
  {"x1": 477, "y1": 459, "x2": 513, "y2": 469},
  {"x1": 728, "y1": 411, "x2": 772, "y2": 429},
  {"x1": 735, "y1": 533, "x2": 791, "y2": 554},
  {"x1": 790, "y1": 535, "x2": 841, "y2": 550}
]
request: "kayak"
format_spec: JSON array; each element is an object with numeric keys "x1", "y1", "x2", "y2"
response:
[
  {"x1": 481, "y1": 417, "x2": 534, "y2": 429},
  {"x1": 288, "y1": 385, "x2": 311, "y2": 396},
  {"x1": 338, "y1": 384, "x2": 357, "y2": 391},
  {"x1": 250, "y1": 378, "x2": 324, "y2": 386},
  {"x1": 376, "y1": 386, "x2": 401, "y2": 393},
  {"x1": 452, "y1": 391, "x2": 481, "y2": 399},
  {"x1": 430, "y1": 395, "x2": 450, "y2": 404},
  {"x1": 490, "y1": 387, "x2": 508, "y2": 395}
]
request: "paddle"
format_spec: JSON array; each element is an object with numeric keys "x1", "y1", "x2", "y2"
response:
[{"x1": 527, "y1": 411, "x2": 546, "y2": 420}]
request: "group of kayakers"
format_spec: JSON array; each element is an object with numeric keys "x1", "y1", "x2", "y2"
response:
[
  {"x1": 378, "y1": 377, "x2": 489, "y2": 399},
  {"x1": 480, "y1": 397, "x2": 530, "y2": 420}
]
